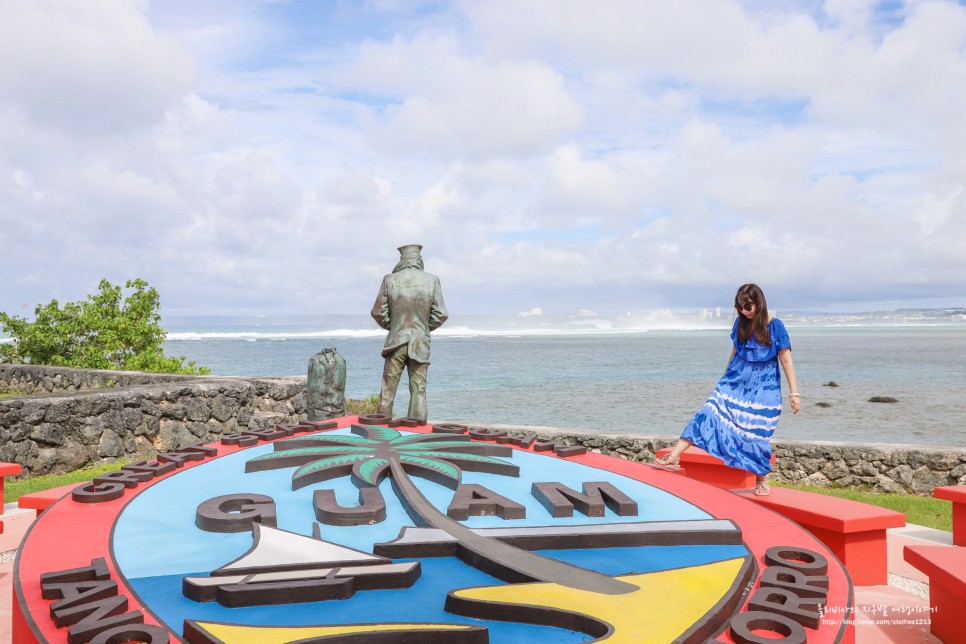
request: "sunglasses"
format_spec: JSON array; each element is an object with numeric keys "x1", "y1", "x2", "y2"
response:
[{"x1": 735, "y1": 302, "x2": 755, "y2": 312}]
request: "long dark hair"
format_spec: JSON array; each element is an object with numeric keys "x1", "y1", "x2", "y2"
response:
[{"x1": 735, "y1": 283, "x2": 771, "y2": 345}]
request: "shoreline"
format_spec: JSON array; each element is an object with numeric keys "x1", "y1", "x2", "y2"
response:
[
  {"x1": 2, "y1": 363, "x2": 964, "y2": 496},
  {"x1": 160, "y1": 319, "x2": 966, "y2": 341}
]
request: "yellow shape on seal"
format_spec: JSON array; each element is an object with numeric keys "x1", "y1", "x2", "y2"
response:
[{"x1": 452, "y1": 557, "x2": 747, "y2": 642}]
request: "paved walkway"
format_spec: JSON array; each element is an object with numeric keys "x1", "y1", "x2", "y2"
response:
[
  {"x1": 0, "y1": 505, "x2": 950, "y2": 642},
  {"x1": 852, "y1": 523, "x2": 948, "y2": 643}
]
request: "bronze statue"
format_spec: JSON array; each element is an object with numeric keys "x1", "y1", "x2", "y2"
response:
[{"x1": 371, "y1": 244, "x2": 448, "y2": 421}]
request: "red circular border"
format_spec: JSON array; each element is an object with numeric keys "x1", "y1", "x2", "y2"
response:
[{"x1": 14, "y1": 419, "x2": 853, "y2": 643}]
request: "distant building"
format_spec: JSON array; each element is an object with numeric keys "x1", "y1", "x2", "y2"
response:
[
  {"x1": 577, "y1": 308, "x2": 597, "y2": 318},
  {"x1": 518, "y1": 307, "x2": 543, "y2": 318}
]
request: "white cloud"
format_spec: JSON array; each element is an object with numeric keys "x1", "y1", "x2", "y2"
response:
[
  {"x1": 0, "y1": 0, "x2": 194, "y2": 133},
  {"x1": 542, "y1": 143, "x2": 635, "y2": 217},
  {"x1": 0, "y1": 0, "x2": 964, "y2": 318},
  {"x1": 347, "y1": 34, "x2": 584, "y2": 160}
]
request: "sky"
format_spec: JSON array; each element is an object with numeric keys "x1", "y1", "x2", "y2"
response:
[{"x1": 1, "y1": 0, "x2": 965, "y2": 319}]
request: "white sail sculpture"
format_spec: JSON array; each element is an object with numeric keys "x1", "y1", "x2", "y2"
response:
[{"x1": 183, "y1": 523, "x2": 421, "y2": 607}]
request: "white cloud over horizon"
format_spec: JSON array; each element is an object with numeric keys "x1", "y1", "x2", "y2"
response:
[{"x1": 1, "y1": 0, "x2": 964, "y2": 319}]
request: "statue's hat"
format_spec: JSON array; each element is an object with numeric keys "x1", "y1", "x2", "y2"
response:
[{"x1": 397, "y1": 244, "x2": 423, "y2": 257}]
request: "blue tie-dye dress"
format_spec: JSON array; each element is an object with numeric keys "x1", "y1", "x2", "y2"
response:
[{"x1": 681, "y1": 318, "x2": 791, "y2": 475}]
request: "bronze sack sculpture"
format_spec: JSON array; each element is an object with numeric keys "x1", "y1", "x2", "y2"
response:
[
  {"x1": 371, "y1": 244, "x2": 448, "y2": 421},
  {"x1": 306, "y1": 348, "x2": 347, "y2": 421}
]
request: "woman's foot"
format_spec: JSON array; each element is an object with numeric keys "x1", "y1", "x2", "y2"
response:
[
  {"x1": 755, "y1": 478, "x2": 770, "y2": 496},
  {"x1": 652, "y1": 454, "x2": 681, "y2": 470}
]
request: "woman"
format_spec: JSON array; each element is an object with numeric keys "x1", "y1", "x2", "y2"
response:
[{"x1": 655, "y1": 284, "x2": 800, "y2": 496}]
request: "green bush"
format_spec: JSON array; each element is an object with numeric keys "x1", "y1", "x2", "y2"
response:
[
  {"x1": 346, "y1": 394, "x2": 380, "y2": 415},
  {"x1": 0, "y1": 278, "x2": 208, "y2": 375}
]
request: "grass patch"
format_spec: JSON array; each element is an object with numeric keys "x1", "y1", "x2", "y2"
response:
[
  {"x1": 346, "y1": 394, "x2": 379, "y2": 415},
  {"x1": 775, "y1": 481, "x2": 952, "y2": 532},
  {"x1": 0, "y1": 390, "x2": 29, "y2": 398},
  {"x1": 4, "y1": 462, "x2": 127, "y2": 504}
]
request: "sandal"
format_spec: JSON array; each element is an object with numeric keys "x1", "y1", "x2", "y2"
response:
[
  {"x1": 652, "y1": 454, "x2": 681, "y2": 471},
  {"x1": 755, "y1": 479, "x2": 771, "y2": 496}
]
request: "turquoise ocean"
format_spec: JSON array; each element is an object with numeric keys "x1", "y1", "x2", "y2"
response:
[{"x1": 162, "y1": 314, "x2": 966, "y2": 449}]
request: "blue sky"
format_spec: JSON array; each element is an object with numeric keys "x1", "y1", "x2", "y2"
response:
[{"x1": 1, "y1": 0, "x2": 965, "y2": 317}]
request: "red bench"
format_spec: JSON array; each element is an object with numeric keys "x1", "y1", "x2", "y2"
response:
[
  {"x1": 0, "y1": 461, "x2": 23, "y2": 499},
  {"x1": 903, "y1": 544, "x2": 966, "y2": 643},
  {"x1": 0, "y1": 461, "x2": 24, "y2": 534},
  {"x1": 933, "y1": 485, "x2": 966, "y2": 546},
  {"x1": 733, "y1": 486, "x2": 905, "y2": 585},
  {"x1": 17, "y1": 483, "x2": 79, "y2": 517},
  {"x1": 655, "y1": 446, "x2": 776, "y2": 489}
]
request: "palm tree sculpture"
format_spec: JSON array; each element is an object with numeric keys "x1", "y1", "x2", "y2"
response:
[{"x1": 246, "y1": 424, "x2": 635, "y2": 595}]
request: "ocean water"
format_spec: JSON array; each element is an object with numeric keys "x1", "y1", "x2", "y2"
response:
[{"x1": 162, "y1": 316, "x2": 966, "y2": 449}]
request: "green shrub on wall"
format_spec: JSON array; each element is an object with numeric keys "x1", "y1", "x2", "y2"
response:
[{"x1": 0, "y1": 278, "x2": 209, "y2": 375}]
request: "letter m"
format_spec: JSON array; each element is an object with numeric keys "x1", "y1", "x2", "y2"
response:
[{"x1": 531, "y1": 481, "x2": 638, "y2": 518}]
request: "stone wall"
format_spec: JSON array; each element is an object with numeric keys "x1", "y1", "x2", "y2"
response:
[
  {"x1": 463, "y1": 423, "x2": 966, "y2": 496},
  {"x1": 0, "y1": 364, "x2": 193, "y2": 394},
  {"x1": 1, "y1": 365, "x2": 306, "y2": 477},
  {"x1": 772, "y1": 440, "x2": 964, "y2": 495},
  {"x1": 3, "y1": 365, "x2": 964, "y2": 494}
]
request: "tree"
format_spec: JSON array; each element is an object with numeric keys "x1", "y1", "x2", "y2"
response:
[{"x1": 0, "y1": 278, "x2": 209, "y2": 375}]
